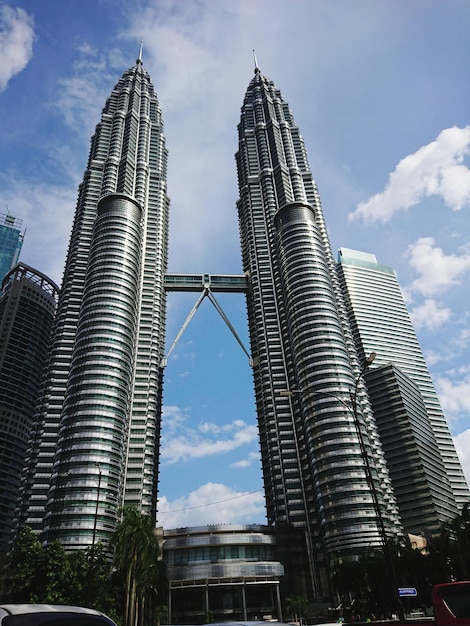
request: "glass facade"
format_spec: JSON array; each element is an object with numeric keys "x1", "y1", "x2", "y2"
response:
[
  {"x1": 17, "y1": 56, "x2": 169, "y2": 548},
  {"x1": 0, "y1": 214, "x2": 24, "y2": 283},
  {"x1": 337, "y1": 247, "x2": 470, "y2": 517},
  {"x1": 164, "y1": 525, "x2": 283, "y2": 624},
  {"x1": 236, "y1": 67, "x2": 400, "y2": 595},
  {"x1": 366, "y1": 364, "x2": 455, "y2": 536},
  {"x1": 0, "y1": 264, "x2": 58, "y2": 553}
]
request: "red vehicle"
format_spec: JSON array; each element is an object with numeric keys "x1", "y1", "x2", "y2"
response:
[{"x1": 430, "y1": 581, "x2": 470, "y2": 626}]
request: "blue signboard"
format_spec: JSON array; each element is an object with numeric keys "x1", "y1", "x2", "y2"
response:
[{"x1": 398, "y1": 587, "x2": 417, "y2": 597}]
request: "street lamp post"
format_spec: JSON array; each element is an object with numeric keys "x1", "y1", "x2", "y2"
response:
[
  {"x1": 91, "y1": 463, "x2": 102, "y2": 551},
  {"x1": 349, "y1": 354, "x2": 405, "y2": 621},
  {"x1": 87, "y1": 462, "x2": 103, "y2": 604},
  {"x1": 281, "y1": 353, "x2": 406, "y2": 620}
]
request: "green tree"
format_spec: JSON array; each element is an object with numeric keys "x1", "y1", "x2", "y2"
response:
[
  {"x1": 41, "y1": 540, "x2": 73, "y2": 603},
  {"x1": 8, "y1": 526, "x2": 117, "y2": 612},
  {"x1": 84, "y1": 542, "x2": 117, "y2": 611},
  {"x1": 10, "y1": 528, "x2": 75, "y2": 603},
  {"x1": 447, "y1": 503, "x2": 470, "y2": 579},
  {"x1": 111, "y1": 507, "x2": 166, "y2": 626},
  {"x1": 154, "y1": 603, "x2": 168, "y2": 626},
  {"x1": 285, "y1": 595, "x2": 309, "y2": 625},
  {"x1": 9, "y1": 526, "x2": 44, "y2": 602}
]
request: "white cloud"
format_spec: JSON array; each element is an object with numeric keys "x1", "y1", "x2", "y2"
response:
[
  {"x1": 122, "y1": 2, "x2": 256, "y2": 273},
  {"x1": 0, "y1": 5, "x2": 34, "y2": 91},
  {"x1": 406, "y1": 237, "x2": 470, "y2": 297},
  {"x1": 410, "y1": 298, "x2": 452, "y2": 331},
  {"x1": 157, "y1": 482, "x2": 265, "y2": 528},
  {"x1": 178, "y1": 370, "x2": 191, "y2": 378},
  {"x1": 435, "y1": 372, "x2": 470, "y2": 418},
  {"x1": 453, "y1": 430, "x2": 470, "y2": 489},
  {"x1": 350, "y1": 126, "x2": 470, "y2": 223},
  {"x1": 161, "y1": 407, "x2": 258, "y2": 464},
  {"x1": 434, "y1": 373, "x2": 470, "y2": 487},
  {"x1": 0, "y1": 176, "x2": 77, "y2": 284},
  {"x1": 55, "y1": 44, "x2": 128, "y2": 141},
  {"x1": 423, "y1": 349, "x2": 442, "y2": 367},
  {"x1": 199, "y1": 419, "x2": 248, "y2": 435},
  {"x1": 161, "y1": 404, "x2": 190, "y2": 432},
  {"x1": 424, "y1": 328, "x2": 470, "y2": 365},
  {"x1": 231, "y1": 451, "x2": 260, "y2": 469}
]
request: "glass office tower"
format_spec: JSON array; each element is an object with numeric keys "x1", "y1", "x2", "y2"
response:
[
  {"x1": 0, "y1": 213, "x2": 24, "y2": 283},
  {"x1": 0, "y1": 264, "x2": 58, "y2": 554},
  {"x1": 337, "y1": 248, "x2": 469, "y2": 518},
  {"x1": 17, "y1": 53, "x2": 169, "y2": 549},
  {"x1": 236, "y1": 66, "x2": 401, "y2": 594},
  {"x1": 365, "y1": 363, "x2": 454, "y2": 537}
]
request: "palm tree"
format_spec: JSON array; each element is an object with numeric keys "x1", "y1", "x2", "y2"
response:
[{"x1": 111, "y1": 507, "x2": 165, "y2": 626}]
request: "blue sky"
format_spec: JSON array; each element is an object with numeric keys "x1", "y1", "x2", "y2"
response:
[{"x1": 1, "y1": 0, "x2": 469, "y2": 529}]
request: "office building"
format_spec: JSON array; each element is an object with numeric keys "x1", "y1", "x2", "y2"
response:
[
  {"x1": 16, "y1": 58, "x2": 400, "y2": 595},
  {"x1": 235, "y1": 64, "x2": 401, "y2": 595},
  {"x1": 0, "y1": 214, "x2": 24, "y2": 283},
  {"x1": 337, "y1": 248, "x2": 469, "y2": 528},
  {"x1": 16, "y1": 55, "x2": 467, "y2": 600},
  {"x1": 366, "y1": 363, "x2": 454, "y2": 537},
  {"x1": 0, "y1": 264, "x2": 58, "y2": 554},
  {"x1": 17, "y1": 51, "x2": 169, "y2": 549},
  {"x1": 164, "y1": 524, "x2": 284, "y2": 624}
]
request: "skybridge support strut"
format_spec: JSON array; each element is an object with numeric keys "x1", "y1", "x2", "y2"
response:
[{"x1": 161, "y1": 287, "x2": 252, "y2": 367}]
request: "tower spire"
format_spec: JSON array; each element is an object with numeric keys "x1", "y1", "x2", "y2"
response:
[
  {"x1": 253, "y1": 49, "x2": 260, "y2": 73},
  {"x1": 137, "y1": 40, "x2": 143, "y2": 64}
]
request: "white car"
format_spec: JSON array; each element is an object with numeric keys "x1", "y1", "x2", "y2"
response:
[{"x1": 0, "y1": 605, "x2": 117, "y2": 626}]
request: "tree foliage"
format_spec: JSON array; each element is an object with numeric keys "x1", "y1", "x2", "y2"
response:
[
  {"x1": 285, "y1": 595, "x2": 310, "y2": 625},
  {"x1": 7, "y1": 510, "x2": 167, "y2": 626},
  {"x1": 5, "y1": 504, "x2": 469, "y2": 626},
  {"x1": 331, "y1": 504, "x2": 470, "y2": 621},
  {"x1": 110, "y1": 507, "x2": 167, "y2": 626},
  {"x1": 8, "y1": 526, "x2": 116, "y2": 610}
]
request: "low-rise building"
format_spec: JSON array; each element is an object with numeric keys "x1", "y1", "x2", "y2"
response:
[{"x1": 163, "y1": 524, "x2": 285, "y2": 624}]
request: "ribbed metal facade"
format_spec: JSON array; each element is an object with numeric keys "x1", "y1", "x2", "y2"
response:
[
  {"x1": 17, "y1": 56, "x2": 169, "y2": 548},
  {"x1": 236, "y1": 67, "x2": 400, "y2": 594},
  {"x1": 0, "y1": 264, "x2": 58, "y2": 553},
  {"x1": 337, "y1": 248, "x2": 470, "y2": 517}
]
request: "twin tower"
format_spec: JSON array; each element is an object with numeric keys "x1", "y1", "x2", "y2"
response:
[{"x1": 16, "y1": 55, "x2": 467, "y2": 595}]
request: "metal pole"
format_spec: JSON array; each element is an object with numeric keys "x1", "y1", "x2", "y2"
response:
[
  {"x1": 280, "y1": 352, "x2": 406, "y2": 620},
  {"x1": 91, "y1": 465, "x2": 102, "y2": 549},
  {"x1": 87, "y1": 464, "x2": 102, "y2": 604},
  {"x1": 350, "y1": 356, "x2": 406, "y2": 621}
]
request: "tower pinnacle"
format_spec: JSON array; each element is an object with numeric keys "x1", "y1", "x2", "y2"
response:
[{"x1": 253, "y1": 49, "x2": 260, "y2": 73}]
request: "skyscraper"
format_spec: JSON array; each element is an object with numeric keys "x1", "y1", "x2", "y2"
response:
[
  {"x1": 366, "y1": 363, "x2": 454, "y2": 537},
  {"x1": 235, "y1": 65, "x2": 400, "y2": 594},
  {"x1": 337, "y1": 247, "x2": 469, "y2": 516},
  {"x1": 0, "y1": 213, "x2": 24, "y2": 283},
  {"x1": 17, "y1": 51, "x2": 169, "y2": 549},
  {"x1": 16, "y1": 54, "x2": 467, "y2": 602},
  {"x1": 0, "y1": 264, "x2": 58, "y2": 554}
]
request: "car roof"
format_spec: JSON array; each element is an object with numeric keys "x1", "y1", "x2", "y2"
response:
[
  {"x1": 0, "y1": 605, "x2": 102, "y2": 616},
  {"x1": 209, "y1": 622, "x2": 294, "y2": 626}
]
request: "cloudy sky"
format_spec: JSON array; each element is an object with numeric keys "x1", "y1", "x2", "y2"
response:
[{"x1": 1, "y1": 0, "x2": 469, "y2": 529}]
